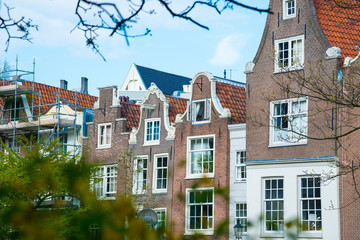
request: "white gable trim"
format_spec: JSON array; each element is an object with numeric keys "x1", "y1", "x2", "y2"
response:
[{"x1": 120, "y1": 63, "x2": 147, "y2": 91}]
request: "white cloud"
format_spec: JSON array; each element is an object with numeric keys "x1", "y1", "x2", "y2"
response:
[{"x1": 209, "y1": 33, "x2": 251, "y2": 66}]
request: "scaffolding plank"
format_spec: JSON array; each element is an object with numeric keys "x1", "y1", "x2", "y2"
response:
[
  {"x1": 0, "y1": 119, "x2": 74, "y2": 132},
  {"x1": 0, "y1": 85, "x2": 33, "y2": 96}
]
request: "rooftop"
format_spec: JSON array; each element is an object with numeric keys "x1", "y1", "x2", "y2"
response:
[
  {"x1": 314, "y1": 0, "x2": 360, "y2": 59},
  {"x1": 135, "y1": 64, "x2": 191, "y2": 95}
]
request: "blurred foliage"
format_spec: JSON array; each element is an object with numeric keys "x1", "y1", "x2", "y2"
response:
[
  {"x1": 0, "y1": 137, "x2": 233, "y2": 240},
  {"x1": 0, "y1": 137, "x2": 167, "y2": 240}
]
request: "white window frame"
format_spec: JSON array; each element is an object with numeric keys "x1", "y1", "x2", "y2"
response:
[
  {"x1": 274, "y1": 35, "x2": 304, "y2": 72},
  {"x1": 144, "y1": 118, "x2": 161, "y2": 146},
  {"x1": 235, "y1": 151, "x2": 246, "y2": 181},
  {"x1": 187, "y1": 99, "x2": 211, "y2": 124},
  {"x1": 154, "y1": 208, "x2": 167, "y2": 230},
  {"x1": 92, "y1": 164, "x2": 117, "y2": 200},
  {"x1": 186, "y1": 134, "x2": 215, "y2": 179},
  {"x1": 133, "y1": 155, "x2": 148, "y2": 195},
  {"x1": 269, "y1": 97, "x2": 308, "y2": 147},
  {"x1": 283, "y1": 0, "x2": 296, "y2": 19},
  {"x1": 262, "y1": 178, "x2": 284, "y2": 237},
  {"x1": 97, "y1": 123, "x2": 112, "y2": 148},
  {"x1": 298, "y1": 176, "x2": 322, "y2": 238},
  {"x1": 235, "y1": 203, "x2": 247, "y2": 234},
  {"x1": 185, "y1": 187, "x2": 214, "y2": 235},
  {"x1": 153, "y1": 154, "x2": 168, "y2": 193}
]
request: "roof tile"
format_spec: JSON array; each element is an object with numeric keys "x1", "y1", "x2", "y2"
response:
[
  {"x1": 216, "y1": 81, "x2": 246, "y2": 124},
  {"x1": 314, "y1": 0, "x2": 360, "y2": 59}
]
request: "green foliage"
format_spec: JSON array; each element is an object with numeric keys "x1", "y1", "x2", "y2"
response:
[{"x1": 0, "y1": 137, "x2": 165, "y2": 239}]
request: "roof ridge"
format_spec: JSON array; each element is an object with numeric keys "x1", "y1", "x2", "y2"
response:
[{"x1": 23, "y1": 80, "x2": 98, "y2": 98}]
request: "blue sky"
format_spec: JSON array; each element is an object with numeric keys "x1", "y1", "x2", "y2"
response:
[{"x1": 0, "y1": 0, "x2": 268, "y2": 96}]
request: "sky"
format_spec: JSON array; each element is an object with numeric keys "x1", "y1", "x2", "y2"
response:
[{"x1": 0, "y1": 0, "x2": 268, "y2": 96}]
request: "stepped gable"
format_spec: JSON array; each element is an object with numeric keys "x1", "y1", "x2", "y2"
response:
[
  {"x1": 168, "y1": 96, "x2": 187, "y2": 124},
  {"x1": 313, "y1": 0, "x2": 360, "y2": 59},
  {"x1": 120, "y1": 101, "x2": 140, "y2": 131},
  {"x1": 216, "y1": 81, "x2": 246, "y2": 124},
  {"x1": 135, "y1": 64, "x2": 191, "y2": 95}
]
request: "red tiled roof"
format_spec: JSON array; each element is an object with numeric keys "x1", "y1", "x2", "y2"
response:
[
  {"x1": 120, "y1": 102, "x2": 140, "y2": 131},
  {"x1": 168, "y1": 96, "x2": 187, "y2": 123},
  {"x1": 0, "y1": 80, "x2": 98, "y2": 114},
  {"x1": 22, "y1": 81, "x2": 98, "y2": 111},
  {"x1": 216, "y1": 82, "x2": 246, "y2": 124},
  {"x1": 313, "y1": 0, "x2": 360, "y2": 59}
]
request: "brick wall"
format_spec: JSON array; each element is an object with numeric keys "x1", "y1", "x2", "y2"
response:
[{"x1": 172, "y1": 74, "x2": 230, "y2": 239}]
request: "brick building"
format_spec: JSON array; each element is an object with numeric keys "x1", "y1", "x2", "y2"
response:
[
  {"x1": 245, "y1": 0, "x2": 360, "y2": 239},
  {"x1": 172, "y1": 72, "x2": 246, "y2": 239}
]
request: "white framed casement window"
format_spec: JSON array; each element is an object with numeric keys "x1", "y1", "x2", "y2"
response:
[
  {"x1": 235, "y1": 203, "x2": 247, "y2": 233},
  {"x1": 187, "y1": 99, "x2": 211, "y2": 124},
  {"x1": 235, "y1": 151, "x2": 246, "y2": 181},
  {"x1": 187, "y1": 135, "x2": 215, "y2": 178},
  {"x1": 93, "y1": 164, "x2": 117, "y2": 200},
  {"x1": 283, "y1": 0, "x2": 296, "y2": 19},
  {"x1": 275, "y1": 35, "x2": 304, "y2": 72},
  {"x1": 269, "y1": 97, "x2": 308, "y2": 147},
  {"x1": 144, "y1": 118, "x2": 160, "y2": 145},
  {"x1": 185, "y1": 188, "x2": 214, "y2": 235},
  {"x1": 154, "y1": 208, "x2": 167, "y2": 230},
  {"x1": 97, "y1": 123, "x2": 111, "y2": 148},
  {"x1": 263, "y1": 178, "x2": 284, "y2": 235},
  {"x1": 133, "y1": 156, "x2": 148, "y2": 194},
  {"x1": 299, "y1": 176, "x2": 322, "y2": 237},
  {"x1": 153, "y1": 154, "x2": 168, "y2": 193}
]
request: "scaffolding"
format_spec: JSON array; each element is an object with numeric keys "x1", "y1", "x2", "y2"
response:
[{"x1": 0, "y1": 58, "x2": 82, "y2": 156}]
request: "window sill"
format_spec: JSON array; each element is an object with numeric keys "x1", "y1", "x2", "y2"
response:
[
  {"x1": 185, "y1": 174, "x2": 214, "y2": 180},
  {"x1": 273, "y1": 67, "x2": 304, "y2": 74},
  {"x1": 298, "y1": 232, "x2": 323, "y2": 238},
  {"x1": 96, "y1": 145, "x2": 111, "y2": 149},
  {"x1": 185, "y1": 229, "x2": 214, "y2": 236},
  {"x1": 97, "y1": 197, "x2": 116, "y2": 201},
  {"x1": 283, "y1": 15, "x2": 296, "y2": 20},
  {"x1": 143, "y1": 141, "x2": 160, "y2": 146},
  {"x1": 234, "y1": 179, "x2": 247, "y2": 183},
  {"x1": 152, "y1": 189, "x2": 167, "y2": 194},
  {"x1": 268, "y1": 140, "x2": 307, "y2": 148},
  {"x1": 191, "y1": 120, "x2": 211, "y2": 125}
]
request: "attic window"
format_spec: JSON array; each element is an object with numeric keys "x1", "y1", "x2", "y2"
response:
[
  {"x1": 283, "y1": 0, "x2": 296, "y2": 19},
  {"x1": 188, "y1": 99, "x2": 211, "y2": 124}
]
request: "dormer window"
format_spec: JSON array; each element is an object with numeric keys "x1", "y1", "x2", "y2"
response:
[
  {"x1": 283, "y1": 0, "x2": 296, "y2": 19},
  {"x1": 188, "y1": 99, "x2": 211, "y2": 124}
]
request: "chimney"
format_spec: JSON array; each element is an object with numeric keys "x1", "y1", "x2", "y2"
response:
[
  {"x1": 60, "y1": 79, "x2": 68, "y2": 90},
  {"x1": 81, "y1": 77, "x2": 88, "y2": 94}
]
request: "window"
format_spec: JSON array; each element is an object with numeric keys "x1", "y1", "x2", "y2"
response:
[
  {"x1": 264, "y1": 178, "x2": 284, "y2": 232},
  {"x1": 283, "y1": 0, "x2": 296, "y2": 19},
  {"x1": 235, "y1": 151, "x2": 246, "y2": 181},
  {"x1": 270, "y1": 97, "x2": 307, "y2": 146},
  {"x1": 133, "y1": 157, "x2": 148, "y2": 194},
  {"x1": 93, "y1": 165, "x2": 117, "y2": 199},
  {"x1": 98, "y1": 123, "x2": 111, "y2": 148},
  {"x1": 187, "y1": 135, "x2": 214, "y2": 178},
  {"x1": 235, "y1": 203, "x2": 247, "y2": 233},
  {"x1": 153, "y1": 155, "x2": 168, "y2": 193},
  {"x1": 188, "y1": 99, "x2": 211, "y2": 123},
  {"x1": 275, "y1": 35, "x2": 304, "y2": 72},
  {"x1": 145, "y1": 119, "x2": 160, "y2": 144},
  {"x1": 300, "y1": 177, "x2": 322, "y2": 232},
  {"x1": 186, "y1": 188, "x2": 214, "y2": 234},
  {"x1": 154, "y1": 208, "x2": 167, "y2": 230}
]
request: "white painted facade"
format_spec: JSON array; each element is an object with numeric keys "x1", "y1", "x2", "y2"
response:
[
  {"x1": 228, "y1": 123, "x2": 247, "y2": 240},
  {"x1": 247, "y1": 158, "x2": 340, "y2": 240}
]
